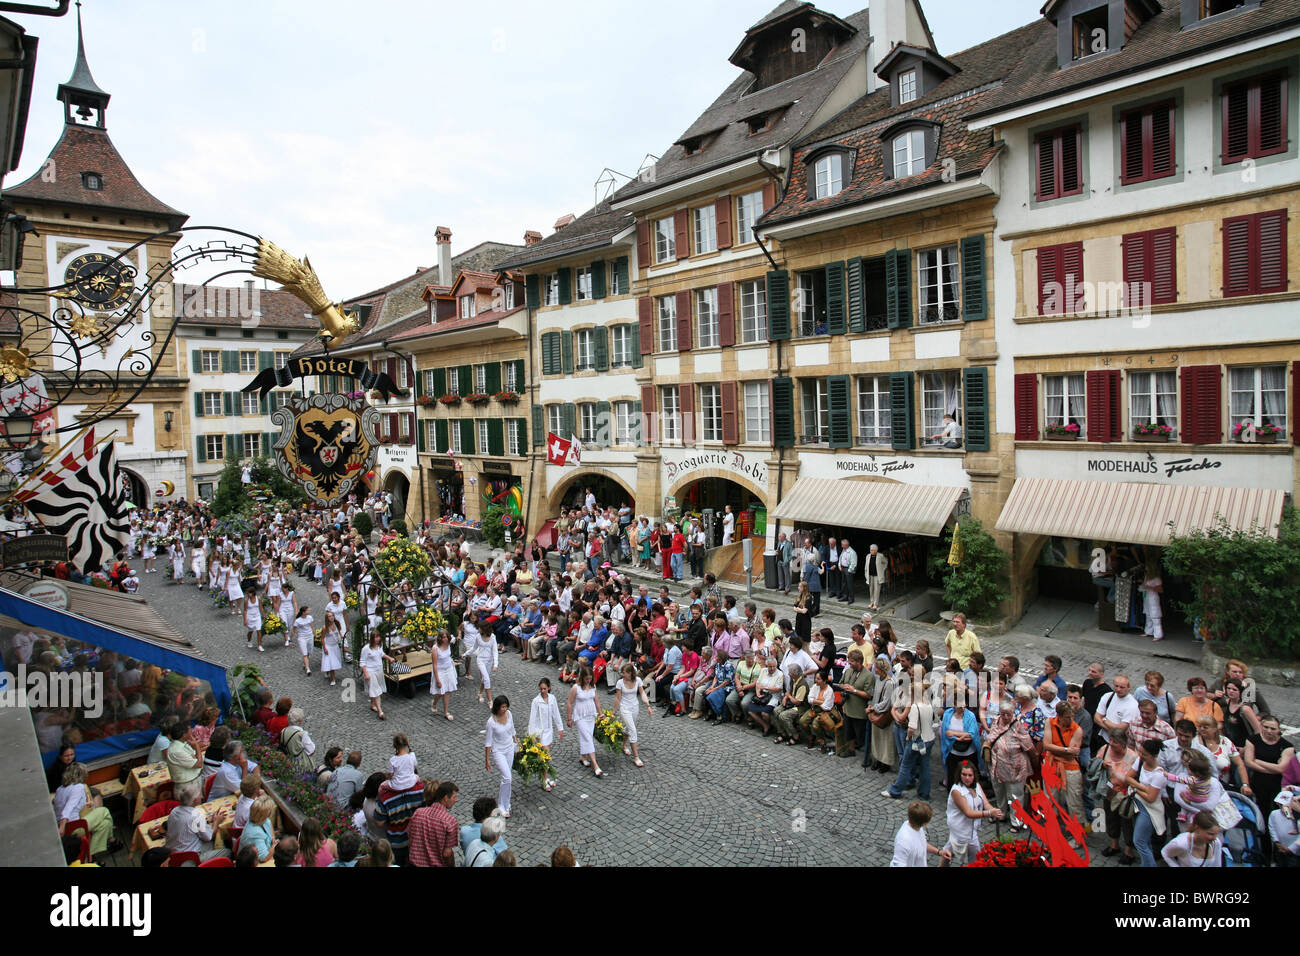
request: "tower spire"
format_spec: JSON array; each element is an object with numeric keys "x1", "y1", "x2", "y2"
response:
[{"x1": 57, "y1": 2, "x2": 110, "y2": 128}]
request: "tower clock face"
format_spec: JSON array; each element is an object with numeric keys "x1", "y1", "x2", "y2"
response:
[{"x1": 62, "y1": 252, "x2": 135, "y2": 311}]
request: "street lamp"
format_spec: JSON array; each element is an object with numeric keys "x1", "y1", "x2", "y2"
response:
[
  {"x1": 4, "y1": 411, "x2": 33, "y2": 449},
  {"x1": 164, "y1": 409, "x2": 174, "y2": 432}
]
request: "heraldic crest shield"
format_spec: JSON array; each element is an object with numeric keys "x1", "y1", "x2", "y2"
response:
[{"x1": 270, "y1": 393, "x2": 379, "y2": 507}]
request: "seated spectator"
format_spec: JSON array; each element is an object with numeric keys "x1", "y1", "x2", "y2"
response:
[
  {"x1": 202, "y1": 726, "x2": 231, "y2": 782},
  {"x1": 331, "y1": 830, "x2": 362, "y2": 867},
  {"x1": 165, "y1": 782, "x2": 231, "y2": 864},
  {"x1": 235, "y1": 844, "x2": 260, "y2": 868},
  {"x1": 551, "y1": 846, "x2": 576, "y2": 867},
  {"x1": 190, "y1": 707, "x2": 221, "y2": 752},
  {"x1": 357, "y1": 838, "x2": 396, "y2": 868},
  {"x1": 233, "y1": 774, "x2": 263, "y2": 829},
  {"x1": 53, "y1": 763, "x2": 114, "y2": 857},
  {"x1": 140, "y1": 847, "x2": 170, "y2": 868},
  {"x1": 147, "y1": 716, "x2": 178, "y2": 764},
  {"x1": 164, "y1": 724, "x2": 203, "y2": 790},
  {"x1": 293, "y1": 817, "x2": 336, "y2": 867},
  {"x1": 273, "y1": 835, "x2": 299, "y2": 867},
  {"x1": 266, "y1": 697, "x2": 293, "y2": 740},
  {"x1": 328, "y1": 750, "x2": 366, "y2": 809},
  {"x1": 241, "y1": 795, "x2": 277, "y2": 865},
  {"x1": 210, "y1": 740, "x2": 257, "y2": 799}
]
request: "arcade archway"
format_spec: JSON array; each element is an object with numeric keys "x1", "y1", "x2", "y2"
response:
[
  {"x1": 547, "y1": 469, "x2": 636, "y2": 515},
  {"x1": 121, "y1": 468, "x2": 148, "y2": 509},
  {"x1": 383, "y1": 470, "x2": 410, "y2": 523},
  {"x1": 668, "y1": 474, "x2": 768, "y2": 547}
]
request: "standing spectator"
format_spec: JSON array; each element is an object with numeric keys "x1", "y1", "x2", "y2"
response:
[
  {"x1": 775, "y1": 532, "x2": 792, "y2": 595},
  {"x1": 407, "y1": 781, "x2": 460, "y2": 868},
  {"x1": 374, "y1": 769, "x2": 425, "y2": 867},
  {"x1": 1081, "y1": 662, "x2": 1112, "y2": 753},
  {"x1": 1043, "y1": 701, "x2": 1085, "y2": 827},
  {"x1": 1160, "y1": 812, "x2": 1223, "y2": 867},
  {"x1": 1095, "y1": 674, "x2": 1140, "y2": 745},
  {"x1": 943, "y1": 613, "x2": 979, "y2": 670},
  {"x1": 942, "y1": 761, "x2": 1000, "y2": 866},
  {"x1": 328, "y1": 751, "x2": 366, "y2": 809},
  {"x1": 864, "y1": 543, "x2": 886, "y2": 611},
  {"x1": 837, "y1": 539, "x2": 857, "y2": 604},
  {"x1": 1128, "y1": 700, "x2": 1175, "y2": 748},
  {"x1": 988, "y1": 701, "x2": 1034, "y2": 821},
  {"x1": 1244, "y1": 715, "x2": 1296, "y2": 814},
  {"x1": 464, "y1": 813, "x2": 506, "y2": 867},
  {"x1": 1133, "y1": 670, "x2": 1177, "y2": 724},
  {"x1": 838, "y1": 650, "x2": 874, "y2": 760},
  {"x1": 801, "y1": 542, "x2": 823, "y2": 617},
  {"x1": 1033, "y1": 656, "x2": 1066, "y2": 702}
]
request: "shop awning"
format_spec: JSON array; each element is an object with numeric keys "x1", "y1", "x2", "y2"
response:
[
  {"x1": 995, "y1": 478, "x2": 1286, "y2": 547},
  {"x1": 770, "y1": 478, "x2": 965, "y2": 537}
]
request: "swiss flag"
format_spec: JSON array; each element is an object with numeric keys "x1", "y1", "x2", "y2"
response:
[{"x1": 545, "y1": 432, "x2": 572, "y2": 466}]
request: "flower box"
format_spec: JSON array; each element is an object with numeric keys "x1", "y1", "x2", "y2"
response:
[
  {"x1": 1043, "y1": 424, "x2": 1080, "y2": 441},
  {"x1": 464, "y1": 392, "x2": 490, "y2": 406},
  {"x1": 416, "y1": 396, "x2": 435, "y2": 407},
  {"x1": 437, "y1": 394, "x2": 461, "y2": 406},
  {"x1": 1132, "y1": 432, "x2": 1170, "y2": 443},
  {"x1": 493, "y1": 391, "x2": 520, "y2": 404},
  {"x1": 1233, "y1": 423, "x2": 1283, "y2": 443},
  {"x1": 1238, "y1": 432, "x2": 1278, "y2": 444},
  {"x1": 1044, "y1": 433, "x2": 1078, "y2": 441}
]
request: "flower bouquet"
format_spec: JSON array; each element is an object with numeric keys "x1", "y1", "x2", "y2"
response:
[
  {"x1": 261, "y1": 595, "x2": 274, "y2": 614},
  {"x1": 594, "y1": 709, "x2": 626, "y2": 756},
  {"x1": 965, "y1": 837, "x2": 1048, "y2": 868},
  {"x1": 512, "y1": 734, "x2": 555, "y2": 788},
  {"x1": 374, "y1": 536, "x2": 432, "y2": 587},
  {"x1": 400, "y1": 604, "x2": 446, "y2": 645},
  {"x1": 89, "y1": 572, "x2": 111, "y2": 590},
  {"x1": 262, "y1": 612, "x2": 287, "y2": 637},
  {"x1": 345, "y1": 589, "x2": 360, "y2": 610},
  {"x1": 211, "y1": 589, "x2": 230, "y2": 609}
]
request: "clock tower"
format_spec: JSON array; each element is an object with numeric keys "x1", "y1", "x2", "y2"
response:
[{"x1": 6, "y1": 5, "x2": 190, "y2": 507}]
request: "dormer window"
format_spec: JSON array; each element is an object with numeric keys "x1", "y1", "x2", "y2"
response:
[
  {"x1": 1185, "y1": 0, "x2": 1257, "y2": 26},
  {"x1": 892, "y1": 130, "x2": 927, "y2": 179},
  {"x1": 1073, "y1": 5, "x2": 1109, "y2": 60},
  {"x1": 812, "y1": 153, "x2": 845, "y2": 199},
  {"x1": 682, "y1": 137, "x2": 704, "y2": 156},
  {"x1": 746, "y1": 112, "x2": 774, "y2": 135},
  {"x1": 882, "y1": 121, "x2": 939, "y2": 181},
  {"x1": 460, "y1": 295, "x2": 476, "y2": 319},
  {"x1": 82, "y1": 172, "x2": 103, "y2": 191},
  {"x1": 898, "y1": 70, "x2": 918, "y2": 105}
]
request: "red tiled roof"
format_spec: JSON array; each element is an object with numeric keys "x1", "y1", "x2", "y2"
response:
[
  {"x1": 448, "y1": 270, "x2": 498, "y2": 296},
  {"x1": 173, "y1": 284, "x2": 321, "y2": 330},
  {"x1": 389, "y1": 305, "x2": 526, "y2": 344}
]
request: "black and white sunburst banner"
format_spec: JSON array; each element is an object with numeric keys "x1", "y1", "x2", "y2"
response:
[{"x1": 15, "y1": 433, "x2": 131, "y2": 572}]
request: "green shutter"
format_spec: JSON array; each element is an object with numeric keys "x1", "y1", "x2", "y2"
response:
[
  {"x1": 615, "y1": 257, "x2": 630, "y2": 295},
  {"x1": 417, "y1": 420, "x2": 427, "y2": 452},
  {"x1": 264, "y1": 432, "x2": 277, "y2": 455},
  {"x1": 196, "y1": 437, "x2": 207, "y2": 463},
  {"x1": 259, "y1": 350, "x2": 273, "y2": 371},
  {"x1": 961, "y1": 234, "x2": 988, "y2": 321},
  {"x1": 460, "y1": 419, "x2": 475, "y2": 455},
  {"x1": 558, "y1": 268, "x2": 572, "y2": 305},
  {"x1": 596, "y1": 400, "x2": 611, "y2": 446},
  {"x1": 485, "y1": 362, "x2": 501, "y2": 395},
  {"x1": 414, "y1": 368, "x2": 425, "y2": 400},
  {"x1": 432, "y1": 367, "x2": 446, "y2": 397},
  {"x1": 516, "y1": 417, "x2": 527, "y2": 453},
  {"x1": 767, "y1": 271, "x2": 790, "y2": 341},
  {"x1": 259, "y1": 394, "x2": 269, "y2": 415},
  {"x1": 435, "y1": 420, "x2": 448, "y2": 453},
  {"x1": 825, "y1": 261, "x2": 846, "y2": 335},
  {"x1": 828, "y1": 374, "x2": 851, "y2": 448},
  {"x1": 526, "y1": 275, "x2": 540, "y2": 309},
  {"x1": 632, "y1": 400, "x2": 642, "y2": 444},
  {"x1": 561, "y1": 331, "x2": 574, "y2": 374},
  {"x1": 223, "y1": 392, "x2": 233, "y2": 416},
  {"x1": 458, "y1": 365, "x2": 472, "y2": 394},
  {"x1": 562, "y1": 403, "x2": 576, "y2": 438},
  {"x1": 594, "y1": 326, "x2": 609, "y2": 372},
  {"x1": 191, "y1": 349, "x2": 202, "y2": 374},
  {"x1": 772, "y1": 377, "x2": 795, "y2": 447},
  {"x1": 886, "y1": 250, "x2": 913, "y2": 329},
  {"x1": 591, "y1": 260, "x2": 607, "y2": 299},
  {"x1": 221, "y1": 350, "x2": 235, "y2": 373},
  {"x1": 540, "y1": 333, "x2": 554, "y2": 375},
  {"x1": 963, "y1": 367, "x2": 990, "y2": 451},
  {"x1": 532, "y1": 405, "x2": 545, "y2": 446},
  {"x1": 890, "y1": 371, "x2": 916, "y2": 450},
  {"x1": 846, "y1": 257, "x2": 865, "y2": 333},
  {"x1": 194, "y1": 392, "x2": 205, "y2": 418},
  {"x1": 488, "y1": 419, "x2": 504, "y2": 456},
  {"x1": 513, "y1": 359, "x2": 525, "y2": 390}
]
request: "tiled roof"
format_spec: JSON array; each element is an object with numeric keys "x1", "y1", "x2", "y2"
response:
[
  {"x1": 173, "y1": 284, "x2": 321, "y2": 330},
  {"x1": 6, "y1": 125, "x2": 187, "y2": 229},
  {"x1": 388, "y1": 305, "x2": 527, "y2": 345},
  {"x1": 612, "y1": 6, "x2": 871, "y2": 203},
  {"x1": 968, "y1": 0, "x2": 1300, "y2": 119},
  {"x1": 494, "y1": 199, "x2": 633, "y2": 271},
  {"x1": 449, "y1": 270, "x2": 499, "y2": 295}
]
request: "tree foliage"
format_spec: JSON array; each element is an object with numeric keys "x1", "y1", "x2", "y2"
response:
[
  {"x1": 1162, "y1": 507, "x2": 1300, "y2": 660},
  {"x1": 210, "y1": 449, "x2": 245, "y2": 518},
  {"x1": 351, "y1": 511, "x2": 373, "y2": 539},
  {"x1": 481, "y1": 504, "x2": 507, "y2": 550},
  {"x1": 928, "y1": 517, "x2": 1009, "y2": 622}
]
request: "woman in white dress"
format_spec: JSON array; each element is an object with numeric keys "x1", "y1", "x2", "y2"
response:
[
  {"x1": 360, "y1": 633, "x2": 395, "y2": 720},
  {"x1": 320, "y1": 611, "x2": 343, "y2": 687},
  {"x1": 244, "y1": 583, "x2": 264, "y2": 652},
  {"x1": 266, "y1": 563, "x2": 283, "y2": 607},
  {"x1": 208, "y1": 551, "x2": 222, "y2": 592},
  {"x1": 365, "y1": 588, "x2": 381, "y2": 630},
  {"x1": 613, "y1": 663, "x2": 654, "y2": 768},
  {"x1": 141, "y1": 530, "x2": 157, "y2": 574},
  {"x1": 324, "y1": 590, "x2": 348, "y2": 638},
  {"x1": 170, "y1": 540, "x2": 186, "y2": 582},
  {"x1": 942, "y1": 760, "x2": 1002, "y2": 866},
  {"x1": 721, "y1": 505, "x2": 735, "y2": 546},
  {"x1": 566, "y1": 666, "x2": 604, "y2": 777},
  {"x1": 192, "y1": 539, "x2": 208, "y2": 589},
  {"x1": 484, "y1": 696, "x2": 519, "y2": 817},
  {"x1": 257, "y1": 553, "x2": 273, "y2": 589},
  {"x1": 227, "y1": 558, "x2": 246, "y2": 617},
  {"x1": 528, "y1": 677, "x2": 565, "y2": 791},
  {"x1": 292, "y1": 605, "x2": 315, "y2": 675},
  {"x1": 464, "y1": 612, "x2": 499, "y2": 704},
  {"x1": 430, "y1": 629, "x2": 458, "y2": 722}
]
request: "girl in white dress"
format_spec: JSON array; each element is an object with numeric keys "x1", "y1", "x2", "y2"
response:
[
  {"x1": 227, "y1": 558, "x2": 246, "y2": 616},
  {"x1": 566, "y1": 667, "x2": 603, "y2": 777},
  {"x1": 293, "y1": 606, "x2": 315, "y2": 676},
  {"x1": 365, "y1": 588, "x2": 381, "y2": 630},
  {"x1": 484, "y1": 696, "x2": 519, "y2": 817},
  {"x1": 244, "y1": 584, "x2": 264, "y2": 652},
  {"x1": 613, "y1": 663, "x2": 654, "y2": 768},
  {"x1": 320, "y1": 611, "x2": 343, "y2": 686},
  {"x1": 267, "y1": 564, "x2": 283, "y2": 605},
  {"x1": 208, "y1": 551, "x2": 222, "y2": 592},
  {"x1": 464, "y1": 612, "x2": 498, "y2": 704},
  {"x1": 360, "y1": 633, "x2": 394, "y2": 720},
  {"x1": 257, "y1": 554, "x2": 272, "y2": 589},
  {"x1": 528, "y1": 678, "x2": 565, "y2": 791},
  {"x1": 141, "y1": 530, "x2": 156, "y2": 573},
  {"x1": 192, "y1": 540, "x2": 208, "y2": 588},
  {"x1": 430, "y1": 630, "x2": 458, "y2": 722},
  {"x1": 170, "y1": 540, "x2": 186, "y2": 582}
]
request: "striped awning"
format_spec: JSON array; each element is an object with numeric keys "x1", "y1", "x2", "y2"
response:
[
  {"x1": 770, "y1": 478, "x2": 965, "y2": 537},
  {"x1": 995, "y1": 478, "x2": 1286, "y2": 546}
]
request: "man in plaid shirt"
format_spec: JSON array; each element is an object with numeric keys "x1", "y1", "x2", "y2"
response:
[
  {"x1": 1127, "y1": 699, "x2": 1175, "y2": 747},
  {"x1": 407, "y1": 781, "x2": 460, "y2": 867}
]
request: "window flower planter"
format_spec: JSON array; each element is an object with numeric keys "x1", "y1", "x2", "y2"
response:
[
  {"x1": 416, "y1": 396, "x2": 435, "y2": 407},
  {"x1": 464, "y1": 393, "x2": 490, "y2": 406},
  {"x1": 437, "y1": 394, "x2": 461, "y2": 406},
  {"x1": 1132, "y1": 432, "x2": 1170, "y2": 442},
  {"x1": 1132, "y1": 424, "x2": 1173, "y2": 442},
  {"x1": 1043, "y1": 424, "x2": 1080, "y2": 441},
  {"x1": 493, "y1": 391, "x2": 520, "y2": 404},
  {"x1": 1233, "y1": 423, "x2": 1282, "y2": 444}
]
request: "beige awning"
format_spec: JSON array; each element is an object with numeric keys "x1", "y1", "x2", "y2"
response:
[
  {"x1": 0, "y1": 571, "x2": 191, "y2": 648},
  {"x1": 995, "y1": 478, "x2": 1286, "y2": 546},
  {"x1": 770, "y1": 478, "x2": 965, "y2": 537}
]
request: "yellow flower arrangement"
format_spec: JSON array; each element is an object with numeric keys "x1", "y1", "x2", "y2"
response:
[
  {"x1": 262, "y1": 612, "x2": 287, "y2": 636},
  {"x1": 399, "y1": 604, "x2": 447, "y2": 645},
  {"x1": 512, "y1": 733, "x2": 555, "y2": 788},
  {"x1": 345, "y1": 590, "x2": 360, "y2": 610},
  {"x1": 594, "y1": 709, "x2": 626, "y2": 755},
  {"x1": 374, "y1": 537, "x2": 432, "y2": 587}
]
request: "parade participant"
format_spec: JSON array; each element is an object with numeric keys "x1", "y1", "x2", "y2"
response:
[
  {"x1": 320, "y1": 611, "x2": 343, "y2": 687},
  {"x1": 528, "y1": 678, "x2": 565, "y2": 791},
  {"x1": 227, "y1": 556, "x2": 246, "y2": 617},
  {"x1": 465, "y1": 611, "x2": 499, "y2": 704},
  {"x1": 614, "y1": 662, "x2": 654, "y2": 767},
  {"x1": 485, "y1": 696, "x2": 519, "y2": 817},
  {"x1": 292, "y1": 605, "x2": 314, "y2": 674},
  {"x1": 243, "y1": 583, "x2": 264, "y2": 652},
  {"x1": 430, "y1": 629, "x2": 458, "y2": 722},
  {"x1": 566, "y1": 666, "x2": 603, "y2": 778},
  {"x1": 360, "y1": 633, "x2": 395, "y2": 720}
]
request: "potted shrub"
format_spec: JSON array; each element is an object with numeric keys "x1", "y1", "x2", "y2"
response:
[
  {"x1": 1043, "y1": 423, "x2": 1080, "y2": 441},
  {"x1": 1132, "y1": 422, "x2": 1173, "y2": 442},
  {"x1": 1234, "y1": 421, "x2": 1283, "y2": 444}
]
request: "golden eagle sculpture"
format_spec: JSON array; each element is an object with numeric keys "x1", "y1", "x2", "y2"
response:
[{"x1": 252, "y1": 239, "x2": 362, "y2": 346}]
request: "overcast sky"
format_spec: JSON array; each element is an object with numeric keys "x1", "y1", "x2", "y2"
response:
[{"x1": 9, "y1": 0, "x2": 1036, "y2": 299}]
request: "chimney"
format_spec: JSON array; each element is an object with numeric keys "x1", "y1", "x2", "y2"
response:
[
  {"x1": 524, "y1": 230, "x2": 543, "y2": 246},
  {"x1": 866, "y1": 0, "x2": 928, "y2": 94},
  {"x1": 554, "y1": 214, "x2": 575, "y2": 230},
  {"x1": 435, "y1": 226, "x2": 453, "y2": 283}
]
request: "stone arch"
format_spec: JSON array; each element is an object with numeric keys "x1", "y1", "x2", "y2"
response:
[
  {"x1": 121, "y1": 467, "x2": 149, "y2": 508},
  {"x1": 665, "y1": 468, "x2": 769, "y2": 507},
  {"x1": 547, "y1": 468, "x2": 637, "y2": 512}
]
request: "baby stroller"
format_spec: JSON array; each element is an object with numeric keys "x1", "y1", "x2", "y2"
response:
[{"x1": 1221, "y1": 790, "x2": 1266, "y2": 866}]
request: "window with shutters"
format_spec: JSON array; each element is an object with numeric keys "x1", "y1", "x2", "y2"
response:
[
  {"x1": 575, "y1": 267, "x2": 593, "y2": 302},
  {"x1": 796, "y1": 269, "x2": 827, "y2": 337},
  {"x1": 449, "y1": 422, "x2": 463, "y2": 453},
  {"x1": 240, "y1": 392, "x2": 260, "y2": 416},
  {"x1": 812, "y1": 153, "x2": 845, "y2": 199},
  {"x1": 800, "y1": 379, "x2": 829, "y2": 443},
  {"x1": 892, "y1": 130, "x2": 926, "y2": 179},
  {"x1": 898, "y1": 69, "x2": 918, "y2": 104},
  {"x1": 575, "y1": 404, "x2": 597, "y2": 444},
  {"x1": 502, "y1": 283, "x2": 515, "y2": 310},
  {"x1": 693, "y1": 206, "x2": 717, "y2": 255},
  {"x1": 736, "y1": 190, "x2": 764, "y2": 241},
  {"x1": 422, "y1": 370, "x2": 437, "y2": 395},
  {"x1": 699, "y1": 385, "x2": 722, "y2": 442},
  {"x1": 657, "y1": 296, "x2": 678, "y2": 352},
  {"x1": 201, "y1": 392, "x2": 222, "y2": 416},
  {"x1": 473, "y1": 365, "x2": 487, "y2": 393},
  {"x1": 695, "y1": 288, "x2": 719, "y2": 348},
  {"x1": 607, "y1": 261, "x2": 623, "y2": 296},
  {"x1": 1034, "y1": 125, "x2": 1084, "y2": 201},
  {"x1": 506, "y1": 420, "x2": 523, "y2": 456},
  {"x1": 1119, "y1": 101, "x2": 1176, "y2": 185},
  {"x1": 744, "y1": 382, "x2": 770, "y2": 444},
  {"x1": 856, "y1": 376, "x2": 892, "y2": 446},
  {"x1": 198, "y1": 350, "x2": 219, "y2": 373},
  {"x1": 738, "y1": 280, "x2": 768, "y2": 343},
  {"x1": 1044, "y1": 374, "x2": 1087, "y2": 434},
  {"x1": 608, "y1": 325, "x2": 633, "y2": 368},
  {"x1": 1222, "y1": 209, "x2": 1288, "y2": 297},
  {"x1": 445, "y1": 367, "x2": 460, "y2": 396},
  {"x1": 917, "y1": 245, "x2": 960, "y2": 324},
  {"x1": 502, "y1": 363, "x2": 517, "y2": 392},
  {"x1": 243, "y1": 434, "x2": 261, "y2": 457},
  {"x1": 460, "y1": 295, "x2": 476, "y2": 319},
  {"x1": 1122, "y1": 228, "x2": 1178, "y2": 307},
  {"x1": 655, "y1": 216, "x2": 676, "y2": 263},
  {"x1": 547, "y1": 405, "x2": 563, "y2": 437},
  {"x1": 921, "y1": 371, "x2": 961, "y2": 444},
  {"x1": 574, "y1": 330, "x2": 595, "y2": 372},
  {"x1": 274, "y1": 351, "x2": 290, "y2": 369},
  {"x1": 239, "y1": 351, "x2": 257, "y2": 373},
  {"x1": 1037, "y1": 242, "x2": 1085, "y2": 315},
  {"x1": 205, "y1": 435, "x2": 225, "y2": 460},
  {"x1": 615, "y1": 401, "x2": 636, "y2": 445},
  {"x1": 270, "y1": 391, "x2": 293, "y2": 410},
  {"x1": 862, "y1": 256, "x2": 888, "y2": 331},
  {"x1": 545, "y1": 274, "x2": 560, "y2": 306},
  {"x1": 1229, "y1": 366, "x2": 1287, "y2": 433},
  {"x1": 1072, "y1": 6, "x2": 1108, "y2": 60},
  {"x1": 1221, "y1": 73, "x2": 1287, "y2": 164},
  {"x1": 1129, "y1": 370, "x2": 1178, "y2": 434},
  {"x1": 660, "y1": 387, "x2": 681, "y2": 443},
  {"x1": 197, "y1": 482, "x2": 214, "y2": 499}
]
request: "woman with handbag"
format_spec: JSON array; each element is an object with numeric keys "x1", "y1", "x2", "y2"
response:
[
  {"x1": 988, "y1": 701, "x2": 1035, "y2": 825},
  {"x1": 747, "y1": 656, "x2": 786, "y2": 737},
  {"x1": 775, "y1": 665, "x2": 810, "y2": 744},
  {"x1": 941, "y1": 694, "x2": 981, "y2": 789},
  {"x1": 1101, "y1": 727, "x2": 1140, "y2": 863},
  {"x1": 868, "y1": 655, "x2": 896, "y2": 773},
  {"x1": 1124, "y1": 739, "x2": 1168, "y2": 866},
  {"x1": 942, "y1": 760, "x2": 1002, "y2": 866}
]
